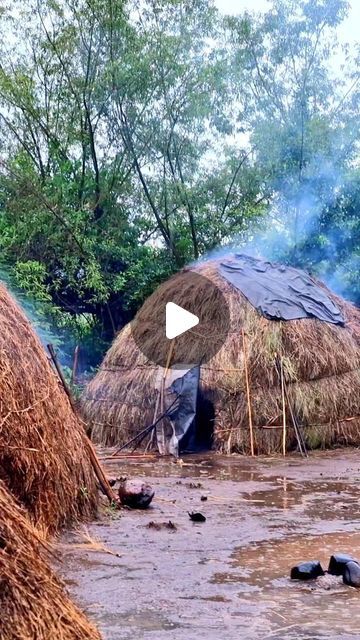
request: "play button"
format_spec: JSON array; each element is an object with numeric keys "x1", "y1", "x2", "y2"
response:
[
  {"x1": 131, "y1": 267, "x2": 230, "y2": 368},
  {"x1": 165, "y1": 302, "x2": 199, "y2": 339}
]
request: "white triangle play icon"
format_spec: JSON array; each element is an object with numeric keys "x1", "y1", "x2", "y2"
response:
[{"x1": 165, "y1": 302, "x2": 199, "y2": 340}]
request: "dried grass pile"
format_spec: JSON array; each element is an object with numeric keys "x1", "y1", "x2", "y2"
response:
[
  {"x1": 0, "y1": 479, "x2": 101, "y2": 640},
  {"x1": 0, "y1": 283, "x2": 97, "y2": 532},
  {"x1": 82, "y1": 257, "x2": 360, "y2": 454}
]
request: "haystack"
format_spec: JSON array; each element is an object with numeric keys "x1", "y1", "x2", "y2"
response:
[
  {"x1": 82, "y1": 257, "x2": 360, "y2": 454},
  {"x1": 0, "y1": 283, "x2": 97, "y2": 532},
  {"x1": 0, "y1": 479, "x2": 101, "y2": 640}
]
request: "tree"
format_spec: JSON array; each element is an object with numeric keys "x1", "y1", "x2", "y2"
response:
[
  {"x1": 0, "y1": 0, "x2": 266, "y2": 350},
  {"x1": 227, "y1": 0, "x2": 360, "y2": 267},
  {"x1": 2, "y1": 0, "x2": 358, "y2": 366}
]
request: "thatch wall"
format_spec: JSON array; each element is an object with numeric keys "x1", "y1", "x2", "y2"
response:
[
  {"x1": 0, "y1": 283, "x2": 97, "y2": 532},
  {"x1": 82, "y1": 259, "x2": 360, "y2": 454},
  {"x1": 0, "y1": 479, "x2": 101, "y2": 640}
]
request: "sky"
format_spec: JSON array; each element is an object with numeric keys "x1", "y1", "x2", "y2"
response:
[{"x1": 214, "y1": 0, "x2": 360, "y2": 47}]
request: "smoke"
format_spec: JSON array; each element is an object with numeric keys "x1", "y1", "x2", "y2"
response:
[
  {"x1": 200, "y1": 152, "x2": 360, "y2": 304},
  {"x1": 0, "y1": 265, "x2": 77, "y2": 369},
  {"x1": 203, "y1": 0, "x2": 360, "y2": 302}
]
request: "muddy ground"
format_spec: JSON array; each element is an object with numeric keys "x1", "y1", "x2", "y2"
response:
[{"x1": 59, "y1": 449, "x2": 360, "y2": 639}]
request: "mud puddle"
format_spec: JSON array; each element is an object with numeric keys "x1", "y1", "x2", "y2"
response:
[{"x1": 59, "y1": 449, "x2": 360, "y2": 639}]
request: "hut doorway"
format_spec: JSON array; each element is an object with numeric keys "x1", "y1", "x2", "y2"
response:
[
  {"x1": 162, "y1": 366, "x2": 214, "y2": 456},
  {"x1": 178, "y1": 392, "x2": 215, "y2": 454},
  {"x1": 194, "y1": 391, "x2": 215, "y2": 450}
]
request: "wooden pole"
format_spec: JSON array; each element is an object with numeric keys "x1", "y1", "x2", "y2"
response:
[
  {"x1": 161, "y1": 339, "x2": 175, "y2": 407},
  {"x1": 274, "y1": 354, "x2": 306, "y2": 457},
  {"x1": 110, "y1": 395, "x2": 180, "y2": 456},
  {"x1": 242, "y1": 329, "x2": 255, "y2": 456},
  {"x1": 144, "y1": 391, "x2": 161, "y2": 453},
  {"x1": 71, "y1": 345, "x2": 79, "y2": 385},
  {"x1": 85, "y1": 438, "x2": 120, "y2": 505},
  {"x1": 47, "y1": 343, "x2": 119, "y2": 506},
  {"x1": 159, "y1": 339, "x2": 175, "y2": 454},
  {"x1": 283, "y1": 381, "x2": 308, "y2": 457},
  {"x1": 47, "y1": 344, "x2": 74, "y2": 406},
  {"x1": 280, "y1": 357, "x2": 287, "y2": 456}
]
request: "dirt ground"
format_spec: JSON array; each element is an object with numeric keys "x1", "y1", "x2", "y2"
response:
[{"x1": 59, "y1": 449, "x2": 360, "y2": 640}]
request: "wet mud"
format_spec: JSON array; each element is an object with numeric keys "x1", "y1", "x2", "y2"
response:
[{"x1": 59, "y1": 449, "x2": 360, "y2": 639}]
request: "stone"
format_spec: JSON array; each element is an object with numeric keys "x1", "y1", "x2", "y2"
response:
[
  {"x1": 343, "y1": 561, "x2": 360, "y2": 588},
  {"x1": 290, "y1": 561, "x2": 325, "y2": 580},
  {"x1": 328, "y1": 553, "x2": 358, "y2": 576}
]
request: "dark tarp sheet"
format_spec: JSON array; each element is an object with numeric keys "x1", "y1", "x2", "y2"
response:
[
  {"x1": 219, "y1": 254, "x2": 344, "y2": 325},
  {"x1": 165, "y1": 366, "x2": 200, "y2": 456}
]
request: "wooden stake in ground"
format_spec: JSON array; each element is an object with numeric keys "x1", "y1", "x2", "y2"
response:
[
  {"x1": 280, "y1": 356, "x2": 287, "y2": 456},
  {"x1": 242, "y1": 329, "x2": 255, "y2": 456}
]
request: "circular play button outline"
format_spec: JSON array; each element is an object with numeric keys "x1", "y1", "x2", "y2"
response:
[
  {"x1": 165, "y1": 302, "x2": 199, "y2": 339},
  {"x1": 131, "y1": 269, "x2": 230, "y2": 368}
]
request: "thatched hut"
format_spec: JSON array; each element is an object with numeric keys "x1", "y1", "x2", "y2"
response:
[
  {"x1": 82, "y1": 255, "x2": 360, "y2": 455},
  {"x1": 0, "y1": 283, "x2": 97, "y2": 532},
  {"x1": 0, "y1": 479, "x2": 101, "y2": 640}
]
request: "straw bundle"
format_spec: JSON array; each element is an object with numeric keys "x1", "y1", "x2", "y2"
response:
[
  {"x1": 0, "y1": 479, "x2": 101, "y2": 640},
  {"x1": 0, "y1": 283, "x2": 97, "y2": 531},
  {"x1": 82, "y1": 258, "x2": 360, "y2": 454}
]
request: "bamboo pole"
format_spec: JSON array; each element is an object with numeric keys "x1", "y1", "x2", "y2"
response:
[
  {"x1": 274, "y1": 354, "x2": 306, "y2": 457},
  {"x1": 242, "y1": 329, "x2": 255, "y2": 456},
  {"x1": 71, "y1": 345, "x2": 79, "y2": 385},
  {"x1": 144, "y1": 391, "x2": 161, "y2": 452},
  {"x1": 158, "y1": 339, "x2": 175, "y2": 454},
  {"x1": 280, "y1": 356, "x2": 287, "y2": 456},
  {"x1": 161, "y1": 339, "x2": 175, "y2": 408},
  {"x1": 110, "y1": 395, "x2": 180, "y2": 456},
  {"x1": 282, "y1": 380, "x2": 307, "y2": 457},
  {"x1": 85, "y1": 438, "x2": 120, "y2": 505},
  {"x1": 47, "y1": 344, "x2": 73, "y2": 406}
]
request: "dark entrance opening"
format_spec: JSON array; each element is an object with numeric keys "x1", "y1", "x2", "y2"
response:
[
  {"x1": 166, "y1": 366, "x2": 215, "y2": 455},
  {"x1": 180, "y1": 391, "x2": 215, "y2": 454},
  {"x1": 195, "y1": 392, "x2": 215, "y2": 450}
]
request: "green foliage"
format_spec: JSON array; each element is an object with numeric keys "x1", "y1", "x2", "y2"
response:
[
  {"x1": 227, "y1": 0, "x2": 359, "y2": 286},
  {"x1": 0, "y1": 0, "x2": 267, "y2": 354},
  {"x1": 13, "y1": 261, "x2": 52, "y2": 302},
  {"x1": 0, "y1": 0, "x2": 359, "y2": 367}
]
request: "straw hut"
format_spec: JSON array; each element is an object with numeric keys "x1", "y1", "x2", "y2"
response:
[
  {"x1": 82, "y1": 256, "x2": 360, "y2": 455},
  {"x1": 0, "y1": 479, "x2": 101, "y2": 640},
  {"x1": 0, "y1": 283, "x2": 97, "y2": 532}
]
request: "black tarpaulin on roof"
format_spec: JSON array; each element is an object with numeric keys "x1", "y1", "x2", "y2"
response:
[{"x1": 219, "y1": 254, "x2": 344, "y2": 325}]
